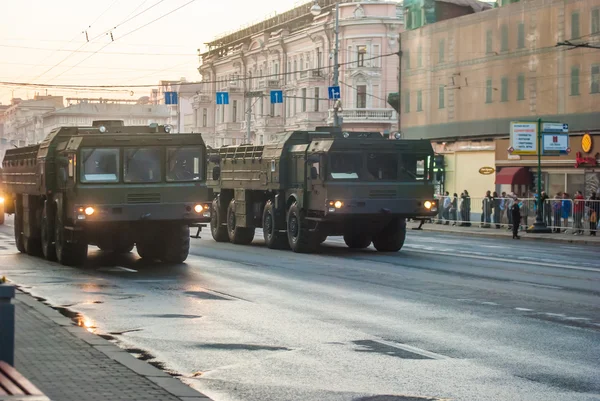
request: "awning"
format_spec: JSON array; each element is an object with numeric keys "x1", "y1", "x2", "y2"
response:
[{"x1": 495, "y1": 167, "x2": 531, "y2": 185}]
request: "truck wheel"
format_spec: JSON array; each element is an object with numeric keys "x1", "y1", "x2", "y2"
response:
[
  {"x1": 227, "y1": 199, "x2": 255, "y2": 245},
  {"x1": 286, "y1": 202, "x2": 316, "y2": 253},
  {"x1": 14, "y1": 198, "x2": 25, "y2": 253},
  {"x1": 114, "y1": 243, "x2": 134, "y2": 253},
  {"x1": 343, "y1": 233, "x2": 371, "y2": 249},
  {"x1": 317, "y1": 233, "x2": 327, "y2": 245},
  {"x1": 210, "y1": 199, "x2": 229, "y2": 242},
  {"x1": 161, "y1": 224, "x2": 190, "y2": 264},
  {"x1": 55, "y1": 211, "x2": 87, "y2": 266},
  {"x1": 136, "y1": 241, "x2": 161, "y2": 260},
  {"x1": 41, "y1": 202, "x2": 56, "y2": 261},
  {"x1": 372, "y1": 218, "x2": 407, "y2": 252},
  {"x1": 262, "y1": 200, "x2": 288, "y2": 249}
]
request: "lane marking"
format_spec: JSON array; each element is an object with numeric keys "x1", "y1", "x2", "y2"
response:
[
  {"x1": 514, "y1": 307, "x2": 534, "y2": 311},
  {"x1": 481, "y1": 302, "x2": 499, "y2": 306},
  {"x1": 97, "y1": 266, "x2": 138, "y2": 273},
  {"x1": 403, "y1": 248, "x2": 600, "y2": 273},
  {"x1": 511, "y1": 281, "x2": 563, "y2": 290},
  {"x1": 374, "y1": 339, "x2": 449, "y2": 360}
]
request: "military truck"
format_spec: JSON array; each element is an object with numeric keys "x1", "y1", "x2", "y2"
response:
[
  {"x1": 207, "y1": 127, "x2": 438, "y2": 253},
  {"x1": 0, "y1": 120, "x2": 212, "y2": 265}
]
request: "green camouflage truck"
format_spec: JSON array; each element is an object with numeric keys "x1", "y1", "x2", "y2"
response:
[
  {"x1": 207, "y1": 127, "x2": 438, "y2": 253},
  {"x1": 0, "y1": 120, "x2": 212, "y2": 265}
]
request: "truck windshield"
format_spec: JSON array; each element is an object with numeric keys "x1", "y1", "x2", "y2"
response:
[
  {"x1": 367, "y1": 152, "x2": 398, "y2": 180},
  {"x1": 329, "y1": 153, "x2": 362, "y2": 179},
  {"x1": 167, "y1": 147, "x2": 203, "y2": 181},
  {"x1": 124, "y1": 148, "x2": 161, "y2": 183},
  {"x1": 80, "y1": 148, "x2": 119, "y2": 183},
  {"x1": 400, "y1": 154, "x2": 429, "y2": 181}
]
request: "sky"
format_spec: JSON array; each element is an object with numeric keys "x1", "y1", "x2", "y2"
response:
[{"x1": 0, "y1": 0, "x2": 303, "y2": 106}]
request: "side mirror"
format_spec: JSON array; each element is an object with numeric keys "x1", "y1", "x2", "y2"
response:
[
  {"x1": 310, "y1": 166, "x2": 318, "y2": 180},
  {"x1": 212, "y1": 166, "x2": 220, "y2": 181}
]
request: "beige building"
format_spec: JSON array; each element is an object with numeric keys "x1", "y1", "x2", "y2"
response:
[{"x1": 400, "y1": 0, "x2": 600, "y2": 197}]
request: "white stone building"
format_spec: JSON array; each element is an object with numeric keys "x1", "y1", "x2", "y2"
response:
[{"x1": 191, "y1": 0, "x2": 404, "y2": 147}]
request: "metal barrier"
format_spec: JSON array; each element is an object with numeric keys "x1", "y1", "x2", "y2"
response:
[
  {"x1": 0, "y1": 282, "x2": 15, "y2": 366},
  {"x1": 432, "y1": 196, "x2": 599, "y2": 236}
]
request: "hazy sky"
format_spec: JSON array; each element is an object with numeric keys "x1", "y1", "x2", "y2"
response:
[{"x1": 0, "y1": 0, "x2": 302, "y2": 105}]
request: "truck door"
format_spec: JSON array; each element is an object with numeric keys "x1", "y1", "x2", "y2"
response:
[{"x1": 306, "y1": 154, "x2": 324, "y2": 210}]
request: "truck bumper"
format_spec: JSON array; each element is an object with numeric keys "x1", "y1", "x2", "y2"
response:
[{"x1": 71, "y1": 202, "x2": 212, "y2": 225}]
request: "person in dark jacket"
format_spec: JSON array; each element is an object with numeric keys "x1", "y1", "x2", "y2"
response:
[
  {"x1": 587, "y1": 192, "x2": 599, "y2": 236},
  {"x1": 511, "y1": 197, "x2": 521, "y2": 239}
]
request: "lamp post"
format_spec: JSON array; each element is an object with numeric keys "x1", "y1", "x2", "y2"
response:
[{"x1": 310, "y1": 0, "x2": 340, "y2": 127}]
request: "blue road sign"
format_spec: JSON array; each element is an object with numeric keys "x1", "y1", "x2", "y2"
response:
[
  {"x1": 328, "y1": 86, "x2": 340, "y2": 100},
  {"x1": 164, "y1": 91, "x2": 178, "y2": 105},
  {"x1": 270, "y1": 90, "x2": 283, "y2": 104},
  {"x1": 216, "y1": 92, "x2": 229, "y2": 105}
]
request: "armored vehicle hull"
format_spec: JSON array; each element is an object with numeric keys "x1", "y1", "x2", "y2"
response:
[
  {"x1": 207, "y1": 128, "x2": 438, "y2": 253},
  {"x1": 0, "y1": 121, "x2": 212, "y2": 265}
]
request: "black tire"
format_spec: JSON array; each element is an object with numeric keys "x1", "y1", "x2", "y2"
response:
[
  {"x1": 136, "y1": 241, "x2": 161, "y2": 260},
  {"x1": 14, "y1": 198, "x2": 25, "y2": 253},
  {"x1": 210, "y1": 199, "x2": 229, "y2": 242},
  {"x1": 286, "y1": 202, "x2": 316, "y2": 253},
  {"x1": 41, "y1": 201, "x2": 56, "y2": 261},
  {"x1": 372, "y1": 218, "x2": 407, "y2": 252},
  {"x1": 55, "y1": 209, "x2": 87, "y2": 266},
  {"x1": 317, "y1": 233, "x2": 327, "y2": 244},
  {"x1": 227, "y1": 199, "x2": 255, "y2": 245},
  {"x1": 262, "y1": 200, "x2": 288, "y2": 249},
  {"x1": 24, "y1": 236, "x2": 43, "y2": 257},
  {"x1": 343, "y1": 232, "x2": 371, "y2": 249},
  {"x1": 161, "y1": 224, "x2": 190, "y2": 264}
]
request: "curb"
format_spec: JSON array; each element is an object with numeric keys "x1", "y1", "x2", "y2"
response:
[
  {"x1": 410, "y1": 224, "x2": 598, "y2": 245},
  {"x1": 14, "y1": 288, "x2": 211, "y2": 401}
]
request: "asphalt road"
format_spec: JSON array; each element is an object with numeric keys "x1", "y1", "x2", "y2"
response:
[{"x1": 1, "y1": 215, "x2": 599, "y2": 401}]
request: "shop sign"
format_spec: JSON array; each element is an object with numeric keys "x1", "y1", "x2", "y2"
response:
[
  {"x1": 479, "y1": 166, "x2": 495, "y2": 175},
  {"x1": 542, "y1": 133, "x2": 570, "y2": 155},
  {"x1": 582, "y1": 133, "x2": 593, "y2": 153},
  {"x1": 509, "y1": 121, "x2": 537, "y2": 155}
]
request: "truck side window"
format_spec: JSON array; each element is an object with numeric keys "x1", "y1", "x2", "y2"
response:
[
  {"x1": 310, "y1": 162, "x2": 320, "y2": 180},
  {"x1": 80, "y1": 148, "x2": 119, "y2": 183}
]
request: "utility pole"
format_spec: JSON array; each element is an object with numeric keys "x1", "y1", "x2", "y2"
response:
[{"x1": 332, "y1": 2, "x2": 340, "y2": 128}]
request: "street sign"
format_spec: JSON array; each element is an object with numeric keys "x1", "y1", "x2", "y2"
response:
[
  {"x1": 164, "y1": 91, "x2": 178, "y2": 105},
  {"x1": 542, "y1": 133, "x2": 570, "y2": 155},
  {"x1": 328, "y1": 86, "x2": 340, "y2": 100},
  {"x1": 270, "y1": 90, "x2": 283, "y2": 104},
  {"x1": 510, "y1": 121, "x2": 538, "y2": 155},
  {"x1": 216, "y1": 92, "x2": 229, "y2": 105},
  {"x1": 542, "y1": 122, "x2": 569, "y2": 133}
]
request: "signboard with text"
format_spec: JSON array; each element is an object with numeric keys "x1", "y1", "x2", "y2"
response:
[
  {"x1": 509, "y1": 121, "x2": 538, "y2": 155},
  {"x1": 542, "y1": 133, "x2": 570, "y2": 155}
]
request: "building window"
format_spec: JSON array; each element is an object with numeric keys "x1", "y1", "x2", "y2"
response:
[
  {"x1": 405, "y1": 50, "x2": 410, "y2": 70},
  {"x1": 501, "y1": 25, "x2": 509, "y2": 51},
  {"x1": 404, "y1": 91, "x2": 410, "y2": 113},
  {"x1": 202, "y1": 108, "x2": 207, "y2": 127},
  {"x1": 593, "y1": 8, "x2": 600, "y2": 34},
  {"x1": 357, "y1": 85, "x2": 367, "y2": 108},
  {"x1": 438, "y1": 39, "x2": 445, "y2": 64},
  {"x1": 301, "y1": 88, "x2": 307, "y2": 112},
  {"x1": 571, "y1": 11, "x2": 580, "y2": 38},
  {"x1": 357, "y1": 45, "x2": 367, "y2": 67},
  {"x1": 517, "y1": 23, "x2": 525, "y2": 49},
  {"x1": 517, "y1": 74, "x2": 525, "y2": 100},
  {"x1": 417, "y1": 90, "x2": 423, "y2": 112},
  {"x1": 417, "y1": 45, "x2": 423, "y2": 67},
  {"x1": 317, "y1": 48, "x2": 322, "y2": 69},
  {"x1": 220, "y1": 105, "x2": 225, "y2": 123},
  {"x1": 592, "y1": 65, "x2": 600, "y2": 94},
  {"x1": 286, "y1": 94, "x2": 290, "y2": 117},
  {"x1": 373, "y1": 45, "x2": 380, "y2": 67},
  {"x1": 486, "y1": 29, "x2": 493, "y2": 53},
  {"x1": 486, "y1": 78, "x2": 493, "y2": 103},
  {"x1": 438, "y1": 86, "x2": 445, "y2": 109},
  {"x1": 232, "y1": 100, "x2": 237, "y2": 122},
  {"x1": 300, "y1": 58, "x2": 304, "y2": 74},
  {"x1": 270, "y1": 102, "x2": 275, "y2": 117},
  {"x1": 293, "y1": 60, "x2": 297, "y2": 79},
  {"x1": 501, "y1": 77, "x2": 509, "y2": 102},
  {"x1": 571, "y1": 66, "x2": 580, "y2": 95},
  {"x1": 314, "y1": 87, "x2": 320, "y2": 112}
]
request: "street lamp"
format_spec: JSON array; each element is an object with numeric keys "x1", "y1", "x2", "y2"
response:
[{"x1": 310, "y1": 0, "x2": 340, "y2": 128}]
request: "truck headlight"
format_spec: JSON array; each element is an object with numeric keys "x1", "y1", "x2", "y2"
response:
[
  {"x1": 424, "y1": 201, "x2": 432, "y2": 209},
  {"x1": 84, "y1": 207, "x2": 95, "y2": 216},
  {"x1": 194, "y1": 204, "x2": 203, "y2": 213},
  {"x1": 0, "y1": 196, "x2": 4, "y2": 204}
]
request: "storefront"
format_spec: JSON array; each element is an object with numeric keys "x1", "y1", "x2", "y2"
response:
[{"x1": 495, "y1": 132, "x2": 600, "y2": 197}]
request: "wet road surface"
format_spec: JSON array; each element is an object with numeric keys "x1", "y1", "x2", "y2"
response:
[{"x1": 1, "y1": 216, "x2": 599, "y2": 401}]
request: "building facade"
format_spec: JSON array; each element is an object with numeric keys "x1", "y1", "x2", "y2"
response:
[
  {"x1": 192, "y1": 0, "x2": 404, "y2": 147},
  {"x1": 400, "y1": 0, "x2": 600, "y2": 197}
]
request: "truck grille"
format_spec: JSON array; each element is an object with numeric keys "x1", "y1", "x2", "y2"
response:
[
  {"x1": 369, "y1": 190, "x2": 397, "y2": 199},
  {"x1": 126, "y1": 193, "x2": 161, "y2": 204}
]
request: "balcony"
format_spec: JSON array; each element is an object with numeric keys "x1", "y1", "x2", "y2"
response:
[
  {"x1": 298, "y1": 69, "x2": 326, "y2": 83},
  {"x1": 223, "y1": 81, "x2": 242, "y2": 93},
  {"x1": 194, "y1": 94, "x2": 212, "y2": 105},
  {"x1": 327, "y1": 108, "x2": 396, "y2": 124},
  {"x1": 289, "y1": 111, "x2": 328, "y2": 128},
  {"x1": 215, "y1": 122, "x2": 242, "y2": 133},
  {"x1": 241, "y1": 116, "x2": 284, "y2": 131},
  {"x1": 257, "y1": 79, "x2": 282, "y2": 90}
]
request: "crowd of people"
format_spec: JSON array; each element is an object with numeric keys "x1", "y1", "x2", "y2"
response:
[{"x1": 435, "y1": 189, "x2": 599, "y2": 238}]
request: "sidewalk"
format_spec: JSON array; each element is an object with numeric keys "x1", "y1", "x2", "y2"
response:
[
  {"x1": 13, "y1": 290, "x2": 211, "y2": 401},
  {"x1": 408, "y1": 220, "x2": 600, "y2": 245}
]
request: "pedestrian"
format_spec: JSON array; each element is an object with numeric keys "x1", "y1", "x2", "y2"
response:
[
  {"x1": 443, "y1": 191, "x2": 451, "y2": 225},
  {"x1": 552, "y1": 192, "x2": 562, "y2": 233},
  {"x1": 573, "y1": 190, "x2": 585, "y2": 235},
  {"x1": 461, "y1": 190, "x2": 471, "y2": 226},
  {"x1": 450, "y1": 193, "x2": 458, "y2": 225},
  {"x1": 511, "y1": 197, "x2": 521, "y2": 239},
  {"x1": 493, "y1": 191, "x2": 501, "y2": 228},
  {"x1": 562, "y1": 192, "x2": 571, "y2": 232},
  {"x1": 586, "y1": 192, "x2": 599, "y2": 236},
  {"x1": 541, "y1": 190, "x2": 551, "y2": 227},
  {"x1": 481, "y1": 190, "x2": 492, "y2": 228},
  {"x1": 506, "y1": 192, "x2": 514, "y2": 230},
  {"x1": 500, "y1": 192, "x2": 507, "y2": 225}
]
